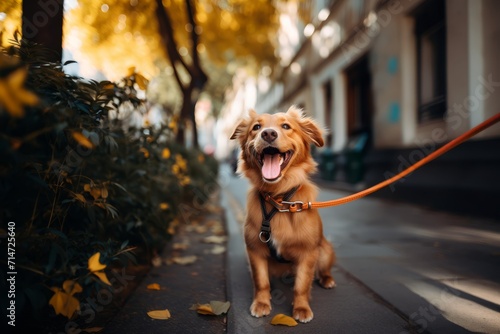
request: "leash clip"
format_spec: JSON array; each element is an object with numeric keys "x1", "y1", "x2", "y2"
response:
[
  {"x1": 279, "y1": 201, "x2": 304, "y2": 212},
  {"x1": 259, "y1": 231, "x2": 271, "y2": 243}
]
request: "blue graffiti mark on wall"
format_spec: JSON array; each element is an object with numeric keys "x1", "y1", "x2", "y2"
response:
[
  {"x1": 388, "y1": 102, "x2": 400, "y2": 123},
  {"x1": 387, "y1": 56, "x2": 398, "y2": 75}
]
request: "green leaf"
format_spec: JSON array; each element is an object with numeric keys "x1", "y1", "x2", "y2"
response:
[{"x1": 120, "y1": 240, "x2": 129, "y2": 250}]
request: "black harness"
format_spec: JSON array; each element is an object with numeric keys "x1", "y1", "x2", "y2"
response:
[{"x1": 258, "y1": 186, "x2": 299, "y2": 263}]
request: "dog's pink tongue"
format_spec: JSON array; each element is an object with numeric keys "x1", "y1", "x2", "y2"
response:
[{"x1": 262, "y1": 154, "x2": 281, "y2": 180}]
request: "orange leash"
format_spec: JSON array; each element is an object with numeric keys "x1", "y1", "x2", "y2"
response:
[
  {"x1": 268, "y1": 113, "x2": 500, "y2": 213},
  {"x1": 307, "y1": 112, "x2": 500, "y2": 209}
]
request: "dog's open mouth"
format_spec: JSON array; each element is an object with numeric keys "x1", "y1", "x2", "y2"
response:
[{"x1": 257, "y1": 147, "x2": 293, "y2": 181}]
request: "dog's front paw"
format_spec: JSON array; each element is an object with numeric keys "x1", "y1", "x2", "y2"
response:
[
  {"x1": 293, "y1": 306, "x2": 314, "y2": 323},
  {"x1": 250, "y1": 301, "x2": 271, "y2": 317},
  {"x1": 319, "y1": 276, "x2": 336, "y2": 289}
]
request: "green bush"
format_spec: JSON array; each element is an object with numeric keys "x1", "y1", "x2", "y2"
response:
[{"x1": 0, "y1": 40, "x2": 218, "y2": 331}]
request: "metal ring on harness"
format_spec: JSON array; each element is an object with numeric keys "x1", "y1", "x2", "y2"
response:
[{"x1": 259, "y1": 231, "x2": 271, "y2": 243}]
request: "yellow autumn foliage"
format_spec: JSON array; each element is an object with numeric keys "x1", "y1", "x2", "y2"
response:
[
  {"x1": 64, "y1": 0, "x2": 283, "y2": 80},
  {"x1": 72, "y1": 131, "x2": 94, "y2": 149},
  {"x1": 49, "y1": 280, "x2": 82, "y2": 318},
  {"x1": 0, "y1": 66, "x2": 39, "y2": 117},
  {"x1": 88, "y1": 252, "x2": 111, "y2": 285}
]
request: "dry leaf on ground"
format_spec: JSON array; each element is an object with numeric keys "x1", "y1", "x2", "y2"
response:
[
  {"x1": 171, "y1": 255, "x2": 197, "y2": 265},
  {"x1": 190, "y1": 301, "x2": 231, "y2": 315},
  {"x1": 195, "y1": 225, "x2": 208, "y2": 234},
  {"x1": 172, "y1": 242, "x2": 189, "y2": 250},
  {"x1": 147, "y1": 283, "x2": 161, "y2": 290},
  {"x1": 210, "y1": 245, "x2": 226, "y2": 255},
  {"x1": 147, "y1": 309, "x2": 171, "y2": 320},
  {"x1": 203, "y1": 235, "x2": 227, "y2": 244},
  {"x1": 151, "y1": 255, "x2": 163, "y2": 267},
  {"x1": 270, "y1": 314, "x2": 298, "y2": 326}
]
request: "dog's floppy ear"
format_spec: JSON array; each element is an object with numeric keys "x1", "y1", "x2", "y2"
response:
[
  {"x1": 286, "y1": 106, "x2": 324, "y2": 147},
  {"x1": 230, "y1": 120, "x2": 247, "y2": 140},
  {"x1": 230, "y1": 109, "x2": 257, "y2": 140}
]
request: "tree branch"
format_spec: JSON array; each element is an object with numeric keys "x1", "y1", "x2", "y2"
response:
[
  {"x1": 154, "y1": 0, "x2": 189, "y2": 91},
  {"x1": 184, "y1": 0, "x2": 207, "y2": 88}
]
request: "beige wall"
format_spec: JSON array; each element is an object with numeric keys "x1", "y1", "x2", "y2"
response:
[
  {"x1": 256, "y1": 0, "x2": 500, "y2": 153},
  {"x1": 480, "y1": 0, "x2": 500, "y2": 137}
]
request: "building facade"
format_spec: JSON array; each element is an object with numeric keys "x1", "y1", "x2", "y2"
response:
[{"x1": 220, "y1": 0, "x2": 500, "y2": 219}]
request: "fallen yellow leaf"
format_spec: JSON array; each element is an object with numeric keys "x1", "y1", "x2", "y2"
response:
[
  {"x1": 194, "y1": 303, "x2": 213, "y2": 315},
  {"x1": 210, "y1": 245, "x2": 226, "y2": 255},
  {"x1": 171, "y1": 255, "x2": 197, "y2": 265},
  {"x1": 270, "y1": 313, "x2": 298, "y2": 326},
  {"x1": 172, "y1": 243, "x2": 189, "y2": 250},
  {"x1": 194, "y1": 225, "x2": 208, "y2": 234},
  {"x1": 147, "y1": 283, "x2": 161, "y2": 290},
  {"x1": 151, "y1": 255, "x2": 163, "y2": 267},
  {"x1": 49, "y1": 280, "x2": 82, "y2": 319},
  {"x1": 93, "y1": 271, "x2": 111, "y2": 285},
  {"x1": 147, "y1": 309, "x2": 171, "y2": 320},
  {"x1": 88, "y1": 252, "x2": 106, "y2": 272},
  {"x1": 62, "y1": 280, "x2": 83, "y2": 295},
  {"x1": 88, "y1": 252, "x2": 111, "y2": 285},
  {"x1": 190, "y1": 301, "x2": 231, "y2": 316},
  {"x1": 203, "y1": 235, "x2": 227, "y2": 244}
]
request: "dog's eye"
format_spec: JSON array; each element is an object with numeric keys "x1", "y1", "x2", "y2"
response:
[
  {"x1": 282, "y1": 123, "x2": 291, "y2": 130},
  {"x1": 252, "y1": 124, "x2": 261, "y2": 131}
]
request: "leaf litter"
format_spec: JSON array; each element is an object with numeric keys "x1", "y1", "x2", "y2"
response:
[
  {"x1": 270, "y1": 313, "x2": 298, "y2": 326},
  {"x1": 147, "y1": 309, "x2": 171, "y2": 320},
  {"x1": 202, "y1": 235, "x2": 227, "y2": 244},
  {"x1": 170, "y1": 255, "x2": 197, "y2": 265},
  {"x1": 190, "y1": 301, "x2": 231, "y2": 316},
  {"x1": 146, "y1": 283, "x2": 161, "y2": 290}
]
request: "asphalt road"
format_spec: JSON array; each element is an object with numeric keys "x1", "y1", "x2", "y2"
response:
[{"x1": 220, "y1": 164, "x2": 500, "y2": 334}]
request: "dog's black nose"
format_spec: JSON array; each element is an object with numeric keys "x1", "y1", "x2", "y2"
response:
[{"x1": 261, "y1": 128, "x2": 277, "y2": 143}]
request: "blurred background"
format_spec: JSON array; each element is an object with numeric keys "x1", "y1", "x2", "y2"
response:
[
  {"x1": 1, "y1": 1, "x2": 500, "y2": 332},
  {"x1": 1, "y1": 0, "x2": 499, "y2": 214}
]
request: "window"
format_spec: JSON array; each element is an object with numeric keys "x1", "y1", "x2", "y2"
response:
[
  {"x1": 323, "y1": 80, "x2": 333, "y2": 146},
  {"x1": 345, "y1": 54, "x2": 373, "y2": 139},
  {"x1": 413, "y1": 0, "x2": 447, "y2": 122}
]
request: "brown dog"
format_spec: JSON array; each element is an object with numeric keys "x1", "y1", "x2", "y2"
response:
[{"x1": 230, "y1": 105, "x2": 336, "y2": 323}]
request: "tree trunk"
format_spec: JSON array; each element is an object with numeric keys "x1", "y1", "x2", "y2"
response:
[
  {"x1": 175, "y1": 87, "x2": 199, "y2": 148},
  {"x1": 22, "y1": 0, "x2": 64, "y2": 63},
  {"x1": 155, "y1": 0, "x2": 207, "y2": 148},
  {"x1": 190, "y1": 97, "x2": 199, "y2": 149}
]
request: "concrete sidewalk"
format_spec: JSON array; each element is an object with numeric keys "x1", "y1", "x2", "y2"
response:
[
  {"x1": 102, "y1": 197, "x2": 228, "y2": 334},
  {"x1": 222, "y1": 163, "x2": 500, "y2": 334}
]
